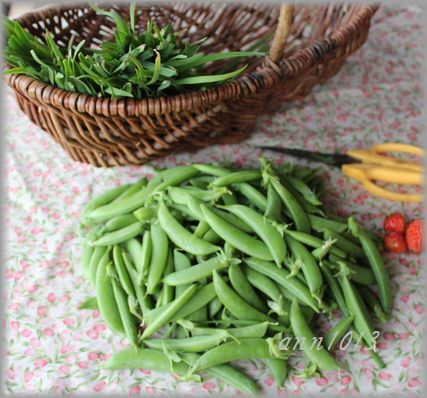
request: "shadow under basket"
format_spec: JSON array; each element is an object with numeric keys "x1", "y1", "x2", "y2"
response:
[{"x1": 6, "y1": 3, "x2": 378, "y2": 167}]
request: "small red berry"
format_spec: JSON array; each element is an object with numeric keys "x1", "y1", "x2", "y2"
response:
[
  {"x1": 383, "y1": 213, "x2": 406, "y2": 234},
  {"x1": 383, "y1": 232, "x2": 407, "y2": 254},
  {"x1": 406, "y1": 219, "x2": 424, "y2": 254}
]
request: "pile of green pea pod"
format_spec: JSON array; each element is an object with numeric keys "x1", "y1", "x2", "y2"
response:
[{"x1": 77, "y1": 158, "x2": 391, "y2": 394}]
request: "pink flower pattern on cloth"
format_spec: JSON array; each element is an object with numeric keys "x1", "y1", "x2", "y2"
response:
[{"x1": 3, "y1": 6, "x2": 424, "y2": 395}]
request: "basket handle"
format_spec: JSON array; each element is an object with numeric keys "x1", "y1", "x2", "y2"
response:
[{"x1": 269, "y1": 4, "x2": 294, "y2": 63}]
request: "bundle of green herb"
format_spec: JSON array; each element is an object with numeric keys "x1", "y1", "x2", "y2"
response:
[{"x1": 4, "y1": 4, "x2": 265, "y2": 99}]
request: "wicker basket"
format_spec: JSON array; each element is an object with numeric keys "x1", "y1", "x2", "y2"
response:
[{"x1": 6, "y1": 3, "x2": 378, "y2": 167}]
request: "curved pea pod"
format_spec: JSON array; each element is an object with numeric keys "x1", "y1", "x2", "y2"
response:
[
  {"x1": 245, "y1": 267, "x2": 282, "y2": 302},
  {"x1": 104, "y1": 214, "x2": 138, "y2": 232},
  {"x1": 308, "y1": 214, "x2": 348, "y2": 234},
  {"x1": 357, "y1": 285, "x2": 389, "y2": 322},
  {"x1": 328, "y1": 255, "x2": 375, "y2": 286},
  {"x1": 95, "y1": 261, "x2": 124, "y2": 334},
  {"x1": 164, "y1": 257, "x2": 228, "y2": 286},
  {"x1": 269, "y1": 178, "x2": 310, "y2": 233},
  {"x1": 285, "y1": 235, "x2": 323, "y2": 298},
  {"x1": 173, "y1": 250, "x2": 191, "y2": 296},
  {"x1": 348, "y1": 217, "x2": 392, "y2": 314},
  {"x1": 265, "y1": 358, "x2": 288, "y2": 387},
  {"x1": 153, "y1": 166, "x2": 200, "y2": 194},
  {"x1": 323, "y1": 229, "x2": 365, "y2": 258},
  {"x1": 141, "y1": 284, "x2": 198, "y2": 339},
  {"x1": 144, "y1": 333, "x2": 230, "y2": 353},
  {"x1": 233, "y1": 182, "x2": 268, "y2": 212},
  {"x1": 213, "y1": 271, "x2": 272, "y2": 322},
  {"x1": 112, "y1": 245, "x2": 136, "y2": 299},
  {"x1": 209, "y1": 170, "x2": 261, "y2": 187},
  {"x1": 181, "y1": 353, "x2": 261, "y2": 395},
  {"x1": 162, "y1": 250, "x2": 175, "y2": 305},
  {"x1": 102, "y1": 348, "x2": 189, "y2": 377},
  {"x1": 221, "y1": 204, "x2": 286, "y2": 266},
  {"x1": 340, "y1": 272, "x2": 377, "y2": 349},
  {"x1": 138, "y1": 230, "x2": 152, "y2": 285},
  {"x1": 158, "y1": 200, "x2": 219, "y2": 255},
  {"x1": 190, "y1": 322, "x2": 270, "y2": 339},
  {"x1": 125, "y1": 238, "x2": 142, "y2": 271},
  {"x1": 80, "y1": 242, "x2": 94, "y2": 279},
  {"x1": 324, "y1": 315, "x2": 354, "y2": 350},
  {"x1": 318, "y1": 261, "x2": 348, "y2": 316},
  {"x1": 193, "y1": 220, "x2": 210, "y2": 238},
  {"x1": 110, "y1": 275, "x2": 139, "y2": 347},
  {"x1": 193, "y1": 164, "x2": 231, "y2": 177},
  {"x1": 112, "y1": 178, "x2": 147, "y2": 202},
  {"x1": 244, "y1": 257, "x2": 319, "y2": 312},
  {"x1": 146, "y1": 223, "x2": 169, "y2": 294},
  {"x1": 133, "y1": 206, "x2": 157, "y2": 223},
  {"x1": 203, "y1": 229, "x2": 222, "y2": 245},
  {"x1": 208, "y1": 297, "x2": 223, "y2": 318},
  {"x1": 89, "y1": 246, "x2": 110, "y2": 287},
  {"x1": 84, "y1": 175, "x2": 162, "y2": 224},
  {"x1": 201, "y1": 205, "x2": 274, "y2": 261},
  {"x1": 91, "y1": 222, "x2": 144, "y2": 246},
  {"x1": 81, "y1": 184, "x2": 131, "y2": 223},
  {"x1": 286, "y1": 175, "x2": 322, "y2": 206},
  {"x1": 229, "y1": 263, "x2": 267, "y2": 312},
  {"x1": 190, "y1": 338, "x2": 275, "y2": 373},
  {"x1": 265, "y1": 183, "x2": 283, "y2": 222},
  {"x1": 290, "y1": 299, "x2": 340, "y2": 371}
]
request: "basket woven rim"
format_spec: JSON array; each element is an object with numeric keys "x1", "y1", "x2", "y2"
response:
[{"x1": 6, "y1": 3, "x2": 379, "y2": 117}]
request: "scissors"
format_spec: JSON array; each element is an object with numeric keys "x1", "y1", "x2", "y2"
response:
[{"x1": 260, "y1": 142, "x2": 424, "y2": 203}]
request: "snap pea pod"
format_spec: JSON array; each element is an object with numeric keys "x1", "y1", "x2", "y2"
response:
[
  {"x1": 308, "y1": 214, "x2": 348, "y2": 234},
  {"x1": 171, "y1": 283, "x2": 216, "y2": 321},
  {"x1": 265, "y1": 183, "x2": 283, "y2": 221},
  {"x1": 189, "y1": 176, "x2": 214, "y2": 189},
  {"x1": 181, "y1": 353, "x2": 261, "y2": 395},
  {"x1": 141, "y1": 284, "x2": 198, "y2": 339},
  {"x1": 348, "y1": 217, "x2": 392, "y2": 314},
  {"x1": 323, "y1": 229, "x2": 365, "y2": 258},
  {"x1": 176, "y1": 186, "x2": 229, "y2": 202},
  {"x1": 188, "y1": 306, "x2": 208, "y2": 322},
  {"x1": 194, "y1": 220, "x2": 210, "y2": 238},
  {"x1": 89, "y1": 246, "x2": 109, "y2": 287},
  {"x1": 201, "y1": 205, "x2": 274, "y2": 261},
  {"x1": 191, "y1": 338, "x2": 276, "y2": 373},
  {"x1": 213, "y1": 271, "x2": 272, "y2": 322},
  {"x1": 265, "y1": 358, "x2": 288, "y2": 387},
  {"x1": 244, "y1": 257, "x2": 319, "y2": 312},
  {"x1": 133, "y1": 206, "x2": 157, "y2": 222},
  {"x1": 283, "y1": 229, "x2": 347, "y2": 258},
  {"x1": 125, "y1": 238, "x2": 143, "y2": 273},
  {"x1": 245, "y1": 267, "x2": 282, "y2": 302},
  {"x1": 318, "y1": 261, "x2": 348, "y2": 316},
  {"x1": 146, "y1": 223, "x2": 169, "y2": 294},
  {"x1": 80, "y1": 242, "x2": 94, "y2": 279},
  {"x1": 110, "y1": 178, "x2": 147, "y2": 206},
  {"x1": 149, "y1": 166, "x2": 200, "y2": 198},
  {"x1": 209, "y1": 170, "x2": 261, "y2": 187},
  {"x1": 339, "y1": 270, "x2": 377, "y2": 349},
  {"x1": 286, "y1": 175, "x2": 322, "y2": 206},
  {"x1": 229, "y1": 263, "x2": 267, "y2": 312},
  {"x1": 110, "y1": 272, "x2": 138, "y2": 347},
  {"x1": 357, "y1": 285, "x2": 389, "y2": 321},
  {"x1": 193, "y1": 164, "x2": 230, "y2": 177},
  {"x1": 233, "y1": 182, "x2": 268, "y2": 212},
  {"x1": 163, "y1": 251, "x2": 175, "y2": 305},
  {"x1": 285, "y1": 235, "x2": 323, "y2": 298},
  {"x1": 158, "y1": 200, "x2": 219, "y2": 255},
  {"x1": 328, "y1": 255, "x2": 375, "y2": 286},
  {"x1": 85, "y1": 175, "x2": 162, "y2": 224},
  {"x1": 103, "y1": 347, "x2": 189, "y2": 377},
  {"x1": 203, "y1": 228, "x2": 222, "y2": 245},
  {"x1": 78, "y1": 296, "x2": 99, "y2": 310},
  {"x1": 290, "y1": 299, "x2": 340, "y2": 371},
  {"x1": 81, "y1": 184, "x2": 131, "y2": 221},
  {"x1": 138, "y1": 230, "x2": 152, "y2": 285},
  {"x1": 324, "y1": 315, "x2": 354, "y2": 350},
  {"x1": 91, "y1": 222, "x2": 144, "y2": 246},
  {"x1": 95, "y1": 261, "x2": 124, "y2": 334},
  {"x1": 208, "y1": 297, "x2": 223, "y2": 318},
  {"x1": 105, "y1": 214, "x2": 138, "y2": 232},
  {"x1": 222, "y1": 192, "x2": 238, "y2": 205},
  {"x1": 221, "y1": 204, "x2": 286, "y2": 266},
  {"x1": 144, "y1": 333, "x2": 231, "y2": 352},
  {"x1": 164, "y1": 257, "x2": 228, "y2": 286},
  {"x1": 112, "y1": 245, "x2": 136, "y2": 299},
  {"x1": 190, "y1": 322, "x2": 270, "y2": 339},
  {"x1": 173, "y1": 250, "x2": 192, "y2": 297}
]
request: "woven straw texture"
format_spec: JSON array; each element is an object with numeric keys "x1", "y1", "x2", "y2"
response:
[{"x1": 6, "y1": 3, "x2": 378, "y2": 167}]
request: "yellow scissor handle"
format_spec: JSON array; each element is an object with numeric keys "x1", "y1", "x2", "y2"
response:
[
  {"x1": 370, "y1": 142, "x2": 424, "y2": 157},
  {"x1": 347, "y1": 149, "x2": 422, "y2": 173},
  {"x1": 342, "y1": 164, "x2": 423, "y2": 203}
]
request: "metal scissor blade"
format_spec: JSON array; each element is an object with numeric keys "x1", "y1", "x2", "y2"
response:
[{"x1": 259, "y1": 146, "x2": 359, "y2": 168}]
